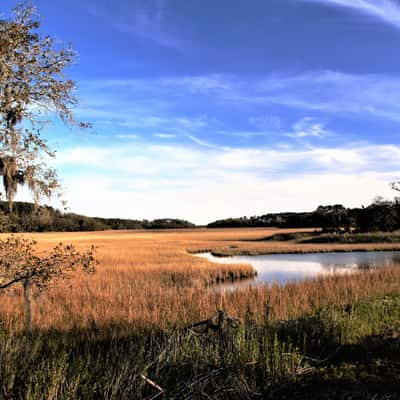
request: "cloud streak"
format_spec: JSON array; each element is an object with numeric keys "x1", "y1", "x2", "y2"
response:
[
  {"x1": 302, "y1": 0, "x2": 400, "y2": 29},
  {"x1": 81, "y1": 71, "x2": 400, "y2": 125},
  {"x1": 237, "y1": 70, "x2": 400, "y2": 122},
  {"x1": 72, "y1": 70, "x2": 400, "y2": 159},
  {"x1": 85, "y1": 0, "x2": 183, "y2": 49},
  {"x1": 288, "y1": 117, "x2": 329, "y2": 138}
]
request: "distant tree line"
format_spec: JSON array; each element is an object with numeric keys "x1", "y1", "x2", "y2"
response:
[
  {"x1": 208, "y1": 199, "x2": 400, "y2": 233},
  {"x1": 5, "y1": 199, "x2": 400, "y2": 233},
  {"x1": 0, "y1": 202, "x2": 195, "y2": 232}
]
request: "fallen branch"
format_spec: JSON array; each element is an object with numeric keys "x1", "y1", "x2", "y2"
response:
[
  {"x1": 141, "y1": 374, "x2": 165, "y2": 398},
  {"x1": 294, "y1": 347, "x2": 342, "y2": 376},
  {"x1": 184, "y1": 310, "x2": 241, "y2": 334}
]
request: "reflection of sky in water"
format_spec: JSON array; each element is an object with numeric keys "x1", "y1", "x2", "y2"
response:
[{"x1": 195, "y1": 251, "x2": 400, "y2": 290}]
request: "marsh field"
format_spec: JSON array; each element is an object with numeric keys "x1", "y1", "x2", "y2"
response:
[{"x1": 1, "y1": 228, "x2": 400, "y2": 399}]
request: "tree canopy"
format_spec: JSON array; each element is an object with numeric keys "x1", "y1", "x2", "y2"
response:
[{"x1": 0, "y1": 2, "x2": 84, "y2": 211}]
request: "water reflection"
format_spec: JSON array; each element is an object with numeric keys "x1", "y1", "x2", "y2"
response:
[{"x1": 195, "y1": 251, "x2": 400, "y2": 290}]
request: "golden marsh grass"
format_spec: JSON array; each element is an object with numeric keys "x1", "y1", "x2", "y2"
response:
[{"x1": 1, "y1": 228, "x2": 400, "y2": 332}]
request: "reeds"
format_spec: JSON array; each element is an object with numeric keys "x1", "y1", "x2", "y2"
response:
[
  {"x1": 1, "y1": 229, "x2": 400, "y2": 398},
  {"x1": 0, "y1": 228, "x2": 399, "y2": 332}
]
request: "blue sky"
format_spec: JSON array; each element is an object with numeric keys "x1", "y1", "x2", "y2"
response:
[{"x1": 4, "y1": 0, "x2": 400, "y2": 223}]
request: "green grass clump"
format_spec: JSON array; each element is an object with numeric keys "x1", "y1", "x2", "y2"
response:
[
  {"x1": 255, "y1": 232, "x2": 315, "y2": 242},
  {"x1": 299, "y1": 232, "x2": 400, "y2": 244},
  {"x1": 263, "y1": 230, "x2": 400, "y2": 244}
]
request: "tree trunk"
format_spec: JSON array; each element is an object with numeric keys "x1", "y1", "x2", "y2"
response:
[
  {"x1": 5, "y1": 120, "x2": 18, "y2": 213},
  {"x1": 7, "y1": 192, "x2": 13, "y2": 213},
  {"x1": 23, "y1": 279, "x2": 33, "y2": 331}
]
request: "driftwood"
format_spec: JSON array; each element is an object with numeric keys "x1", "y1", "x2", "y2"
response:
[
  {"x1": 184, "y1": 310, "x2": 240, "y2": 334},
  {"x1": 138, "y1": 311, "x2": 240, "y2": 399}
]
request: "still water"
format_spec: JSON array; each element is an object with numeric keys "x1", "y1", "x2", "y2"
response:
[{"x1": 195, "y1": 251, "x2": 400, "y2": 289}]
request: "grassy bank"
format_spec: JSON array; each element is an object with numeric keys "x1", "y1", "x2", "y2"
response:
[
  {"x1": 0, "y1": 229, "x2": 400, "y2": 398},
  {"x1": 1, "y1": 289, "x2": 399, "y2": 399},
  {"x1": 193, "y1": 229, "x2": 400, "y2": 257},
  {"x1": 301, "y1": 231, "x2": 400, "y2": 244},
  {"x1": 257, "y1": 231, "x2": 400, "y2": 245}
]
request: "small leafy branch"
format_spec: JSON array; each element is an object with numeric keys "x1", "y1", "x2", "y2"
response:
[
  {"x1": 391, "y1": 181, "x2": 400, "y2": 192},
  {"x1": 0, "y1": 236, "x2": 97, "y2": 330}
]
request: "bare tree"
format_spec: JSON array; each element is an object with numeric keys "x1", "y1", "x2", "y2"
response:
[
  {"x1": 0, "y1": 2, "x2": 88, "y2": 211},
  {"x1": 0, "y1": 236, "x2": 97, "y2": 330}
]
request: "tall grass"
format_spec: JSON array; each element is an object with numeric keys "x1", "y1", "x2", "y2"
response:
[
  {"x1": 1, "y1": 291, "x2": 399, "y2": 399},
  {"x1": 0, "y1": 229, "x2": 398, "y2": 331},
  {"x1": 1, "y1": 228, "x2": 400, "y2": 331},
  {"x1": 0, "y1": 229, "x2": 399, "y2": 398}
]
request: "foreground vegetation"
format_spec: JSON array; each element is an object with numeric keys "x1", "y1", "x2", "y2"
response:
[
  {"x1": 0, "y1": 229, "x2": 399, "y2": 399},
  {"x1": 1, "y1": 290, "x2": 399, "y2": 399}
]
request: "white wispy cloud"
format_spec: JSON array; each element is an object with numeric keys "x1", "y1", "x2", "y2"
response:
[
  {"x1": 301, "y1": 0, "x2": 400, "y2": 29},
  {"x1": 116, "y1": 134, "x2": 140, "y2": 140},
  {"x1": 288, "y1": 117, "x2": 329, "y2": 138},
  {"x1": 80, "y1": 71, "x2": 400, "y2": 127},
  {"x1": 45, "y1": 141, "x2": 400, "y2": 224},
  {"x1": 72, "y1": 70, "x2": 400, "y2": 183},
  {"x1": 186, "y1": 134, "x2": 225, "y2": 150},
  {"x1": 153, "y1": 133, "x2": 176, "y2": 139},
  {"x1": 240, "y1": 70, "x2": 400, "y2": 122},
  {"x1": 249, "y1": 115, "x2": 282, "y2": 130},
  {"x1": 85, "y1": 0, "x2": 183, "y2": 49},
  {"x1": 217, "y1": 130, "x2": 272, "y2": 139},
  {"x1": 50, "y1": 170, "x2": 394, "y2": 225},
  {"x1": 160, "y1": 75, "x2": 234, "y2": 93}
]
